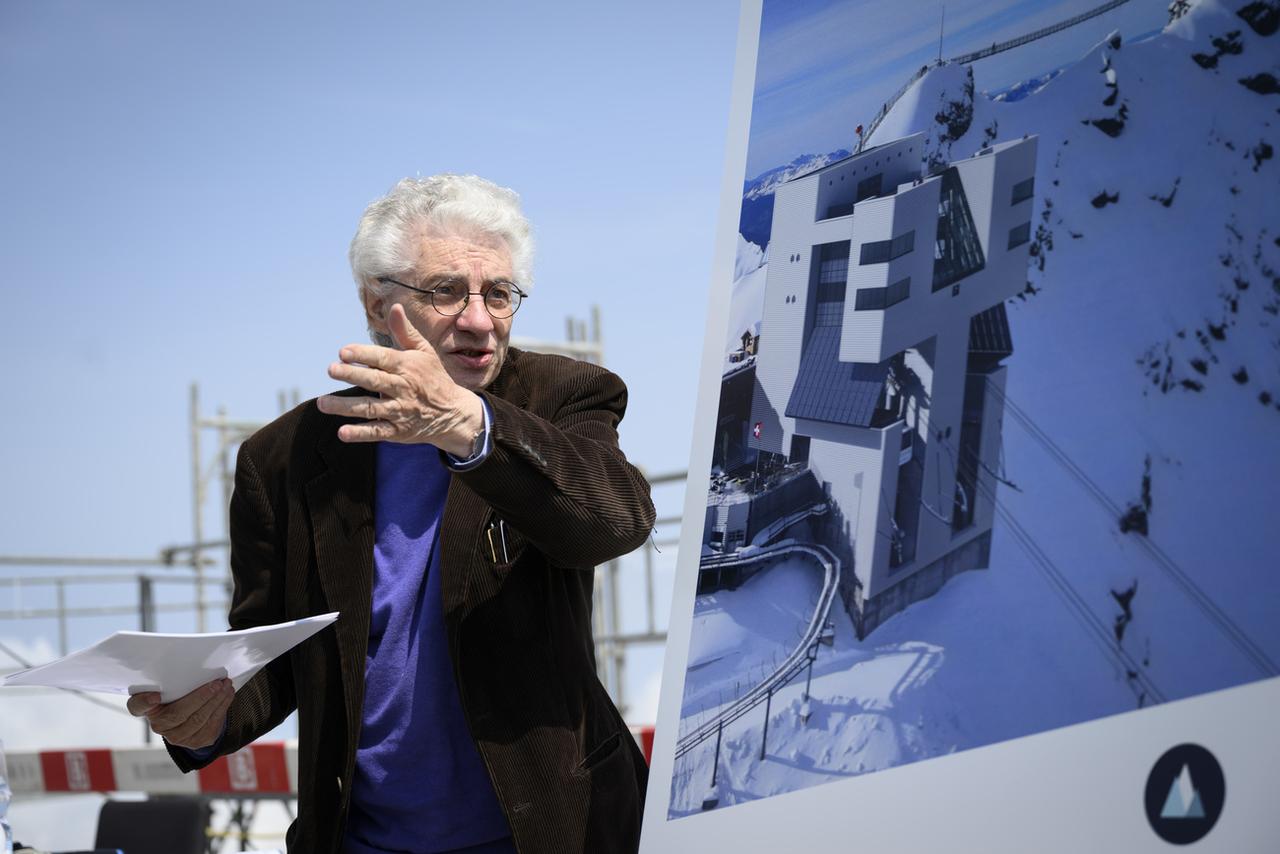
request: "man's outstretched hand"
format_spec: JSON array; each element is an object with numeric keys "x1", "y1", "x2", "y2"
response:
[
  {"x1": 316, "y1": 303, "x2": 484, "y2": 456},
  {"x1": 128, "y1": 678, "x2": 233, "y2": 750}
]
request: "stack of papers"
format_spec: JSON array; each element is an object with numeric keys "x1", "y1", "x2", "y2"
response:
[{"x1": 2, "y1": 613, "x2": 338, "y2": 703}]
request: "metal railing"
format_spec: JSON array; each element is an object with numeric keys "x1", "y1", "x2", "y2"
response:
[
  {"x1": 858, "y1": 0, "x2": 1135, "y2": 151},
  {"x1": 0, "y1": 306, "x2": 686, "y2": 726},
  {"x1": 949, "y1": 0, "x2": 1133, "y2": 65},
  {"x1": 674, "y1": 540, "x2": 839, "y2": 759}
]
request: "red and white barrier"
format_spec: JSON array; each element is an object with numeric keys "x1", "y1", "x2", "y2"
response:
[
  {"x1": 6, "y1": 743, "x2": 293, "y2": 796},
  {"x1": 5, "y1": 726, "x2": 657, "y2": 796}
]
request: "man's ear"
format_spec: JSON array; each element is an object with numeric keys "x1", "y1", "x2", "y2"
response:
[{"x1": 362, "y1": 282, "x2": 390, "y2": 336}]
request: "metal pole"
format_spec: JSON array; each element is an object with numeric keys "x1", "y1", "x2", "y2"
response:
[
  {"x1": 710, "y1": 720, "x2": 723, "y2": 787},
  {"x1": 760, "y1": 687, "x2": 772, "y2": 761},
  {"x1": 218, "y1": 406, "x2": 236, "y2": 607},
  {"x1": 139, "y1": 575, "x2": 154, "y2": 744},
  {"x1": 591, "y1": 567, "x2": 607, "y2": 685},
  {"x1": 55, "y1": 581, "x2": 67, "y2": 656},
  {"x1": 644, "y1": 540, "x2": 655, "y2": 635},
  {"x1": 139, "y1": 576, "x2": 155, "y2": 633},
  {"x1": 938, "y1": 3, "x2": 946, "y2": 63},
  {"x1": 608, "y1": 557, "x2": 624, "y2": 714},
  {"x1": 218, "y1": 405, "x2": 233, "y2": 557},
  {"x1": 591, "y1": 304, "x2": 603, "y2": 365},
  {"x1": 804, "y1": 648, "x2": 816, "y2": 700},
  {"x1": 190, "y1": 383, "x2": 205, "y2": 632},
  {"x1": 0, "y1": 555, "x2": 202, "y2": 567}
]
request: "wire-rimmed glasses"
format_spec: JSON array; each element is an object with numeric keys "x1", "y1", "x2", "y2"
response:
[{"x1": 376, "y1": 276, "x2": 527, "y2": 319}]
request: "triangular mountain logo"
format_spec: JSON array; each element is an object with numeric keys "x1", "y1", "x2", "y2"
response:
[
  {"x1": 1146, "y1": 743, "x2": 1224, "y2": 844},
  {"x1": 1160, "y1": 764, "x2": 1206, "y2": 820}
]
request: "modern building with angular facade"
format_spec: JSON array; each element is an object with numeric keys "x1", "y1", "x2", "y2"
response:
[{"x1": 746, "y1": 131, "x2": 1038, "y2": 635}]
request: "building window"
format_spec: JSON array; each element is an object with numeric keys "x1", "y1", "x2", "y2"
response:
[
  {"x1": 856, "y1": 173, "x2": 882, "y2": 202},
  {"x1": 1008, "y1": 221, "x2": 1031, "y2": 250},
  {"x1": 813, "y1": 241, "x2": 851, "y2": 326},
  {"x1": 825, "y1": 202, "x2": 854, "y2": 218},
  {"x1": 932, "y1": 167, "x2": 986, "y2": 291},
  {"x1": 815, "y1": 301, "x2": 843, "y2": 324},
  {"x1": 892, "y1": 230, "x2": 915, "y2": 257},
  {"x1": 886, "y1": 276, "x2": 910, "y2": 306},
  {"x1": 818, "y1": 241, "x2": 850, "y2": 290},
  {"x1": 861, "y1": 240, "x2": 891, "y2": 264},
  {"x1": 859, "y1": 229, "x2": 915, "y2": 265},
  {"x1": 1011, "y1": 176, "x2": 1034, "y2": 205},
  {"x1": 855, "y1": 287, "x2": 886, "y2": 310},
  {"x1": 855, "y1": 276, "x2": 910, "y2": 311}
]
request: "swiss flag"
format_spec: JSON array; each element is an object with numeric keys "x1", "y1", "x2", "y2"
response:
[{"x1": 753, "y1": 422, "x2": 762, "y2": 439}]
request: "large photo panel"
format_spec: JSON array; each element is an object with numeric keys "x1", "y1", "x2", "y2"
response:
[{"x1": 645, "y1": 0, "x2": 1280, "y2": 849}]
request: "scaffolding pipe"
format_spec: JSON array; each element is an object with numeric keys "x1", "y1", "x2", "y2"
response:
[
  {"x1": 0, "y1": 555, "x2": 213, "y2": 567},
  {"x1": 608, "y1": 557, "x2": 625, "y2": 714},
  {"x1": 190, "y1": 383, "x2": 206, "y2": 632},
  {"x1": 644, "y1": 542, "x2": 655, "y2": 635}
]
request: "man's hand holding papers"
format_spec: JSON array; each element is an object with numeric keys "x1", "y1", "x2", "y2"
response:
[{"x1": 127, "y1": 677, "x2": 235, "y2": 749}]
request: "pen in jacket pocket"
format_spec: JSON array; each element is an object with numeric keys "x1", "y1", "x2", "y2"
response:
[{"x1": 486, "y1": 518, "x2": 510, "y2": 563}]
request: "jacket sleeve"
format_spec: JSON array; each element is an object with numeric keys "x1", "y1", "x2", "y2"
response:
[
  {"x1": 458, "y1": 361, "x2": 656, "y2": 568},
  {"x1": 167, "y1": 443, "x2": 298, "y2": 772}
]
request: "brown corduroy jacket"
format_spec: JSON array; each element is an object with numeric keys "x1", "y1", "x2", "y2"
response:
[{"x1": 169, "y1": 348, "x2": 656, "y2": 853}]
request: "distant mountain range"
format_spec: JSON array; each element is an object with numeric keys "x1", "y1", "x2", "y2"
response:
[{"x1": 738, "y1": 150, "x2": 850, "y2": 248}]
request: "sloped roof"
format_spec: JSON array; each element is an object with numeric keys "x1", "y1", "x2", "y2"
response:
[
  {"x1": 785, "y1": 324, "x2": 888, "y2": 427},
  {"x1": 969, "y1": 302, "x2": 1014, "y2": 358}
]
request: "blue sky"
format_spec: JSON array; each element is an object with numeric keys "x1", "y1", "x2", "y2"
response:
[
  {"x1": 0, "y1": 1, "x2": 739, "y2": 648},
  {"x1": 745, "y1": 0, "x2": 1169, "y2": 176}
]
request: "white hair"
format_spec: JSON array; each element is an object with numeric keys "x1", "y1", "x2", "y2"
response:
[{"x1": 349, "y1": 174, "x2": 535, "y2": 341}]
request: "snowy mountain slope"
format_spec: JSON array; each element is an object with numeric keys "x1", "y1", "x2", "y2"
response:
[
  {"x1": 722, "y1": 235, "x2": 767, "y2": 372},
  {"x1": 675, "y1": 0, "x2": 1280, "y2": 814},
  {"x1": 868, "y1": 62, "x2": 975, "y2": 150}
]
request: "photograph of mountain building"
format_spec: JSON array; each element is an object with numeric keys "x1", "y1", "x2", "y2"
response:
[{"x1": 670, "y1": 0, "x2": 1280, "y2": 818}]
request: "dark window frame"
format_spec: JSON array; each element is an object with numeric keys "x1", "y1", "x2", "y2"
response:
[
  {"x1": 855, "y1": 173, "x2": 883, "y2": 203},
  {"x1": 855, "y1": 276, "x2": 911, "y2": 311},
  {"x1": 1011, "y1": 176, "x2": 1035, "y2": 205},
  {"x1": 1008, "y1": 221, "x2": 1031, "y2": 250},
  {"x1": 859, "y1": 229, "x2": 915, "y2": 265},
  {"x1": 886, "y1": 276, "x2": 910, "y2": 307},
  {"x1": 855, "y1": 287, "x2": 886, "y2": 310}
]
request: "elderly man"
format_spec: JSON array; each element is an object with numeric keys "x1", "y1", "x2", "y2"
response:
[{"x1": 128, "y1": 175, "x2": 656, "y2": 853}]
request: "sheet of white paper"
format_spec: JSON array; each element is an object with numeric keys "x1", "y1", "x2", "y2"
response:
[{"x1": 1, "y1": 612, "x2": 338, "y2": 703}]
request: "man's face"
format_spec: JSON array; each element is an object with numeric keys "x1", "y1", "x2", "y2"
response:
[{"x1": 365, "y1": 232, "x2": 515, "y2": 391}]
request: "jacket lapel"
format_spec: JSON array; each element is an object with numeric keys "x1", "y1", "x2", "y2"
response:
[{"x1": 305, "y1": 427, "x2": 376, "y2": 744}]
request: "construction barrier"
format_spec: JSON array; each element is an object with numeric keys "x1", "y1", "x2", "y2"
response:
[{"x1": 4, "y1": 726, "x2": 657, "y2": 796}]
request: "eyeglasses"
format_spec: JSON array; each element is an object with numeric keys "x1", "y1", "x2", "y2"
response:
[{"x1": 376, "y1": 276, "x2": 527, "y2": 319}]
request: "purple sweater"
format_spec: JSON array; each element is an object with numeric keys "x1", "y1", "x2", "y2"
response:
[{"x1": 342, "y1": 441, "x2": 512, "y2": 854}]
